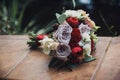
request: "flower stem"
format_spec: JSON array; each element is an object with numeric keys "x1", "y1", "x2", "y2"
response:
[{"x1": 98, "y1": 10, "x2": 115, "y2": 36}]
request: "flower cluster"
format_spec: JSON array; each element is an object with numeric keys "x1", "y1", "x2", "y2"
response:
[{"x1": 27, "y1": 9, "x2": 100, "y2": 68}]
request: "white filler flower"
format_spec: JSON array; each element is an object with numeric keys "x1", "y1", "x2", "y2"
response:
[{"x1": 40, "y1": 36, "x2": 59, "y2": 55}]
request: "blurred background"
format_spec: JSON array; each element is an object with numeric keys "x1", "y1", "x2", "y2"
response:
[{"x1": 0, "y1": 0, "x2": 120, "y2": 36}]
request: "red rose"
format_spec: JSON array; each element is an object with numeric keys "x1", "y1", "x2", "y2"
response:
[
  {"x1": 71, "y1": 58, "x2": 79, "y2": 64},
  {"x1": 36, "y1": 34, "x2": 47, "y2": 46},
  {"x1": 66, "y1": 17, "x2": 79, "y2": 28},
  {"x1": 71, "y1": 46, "x2": 83, "y2": 56},
  {"x1": 36, "y1": 41, "x2": 41, "y2": 46},
  {"x1": 69, "y1": 54, "x2": 80, "y2": 64},
  {"x1": 36, "y1": 34, "x2": 46, "y2": 40},
  {"x1": 69, "y1": 28, "x2": 82, "y2": 49}
]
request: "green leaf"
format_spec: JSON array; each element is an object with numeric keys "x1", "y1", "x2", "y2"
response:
[
  {"x1": 48, "y1": 57, "x2": 58, "y2": 68},
  {"x1": 72, "y1": 0, "x2": 76, "y2": 8},
  {"x1": 115, "y1": 31, "x2": 118, "y2": 36},
  {"x1": 23, "y1": 20, "x2": 36, "y2": 33},
  {"x1": 56, "y1": 13, "x2": 66, "y2": 24},
  {"x1": 91, "y1": 33, "x2": 97, "y2": 39},
  {"x1": 93, "y1": 26, "x2": 100, "y2": 32},
  {"x1": 30, "y1": 37, "x2": 36, "y2": 41},
  {"x1": 37, "y1": 20, "x2": 56, "y2": 34},
  {"x1": 56, "y1": 13, "x2": 61, "y2": 19},
  {"x1": 2, "y1": 5, "x2": 8, "y2": 21},
  {"x1": 28, "y1": 32, "x2": 36, "y2": 38},
  {"x1": 27, "y1": 41, "x2": 36, "y2": 45},
  {"x1": 11, "y1": 0, "x2": 18, "y2": 21},
  {"x1": 110, "y1": 26, "x2": 114, "y2": 30},
  {"x1": 17, "y1": 1, "x2": 29, "y2": 33},
  {"x1": 83, "y1": 57, "x2": 96, "y2": 63}
]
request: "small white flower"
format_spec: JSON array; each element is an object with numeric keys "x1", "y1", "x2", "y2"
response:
[
  {"x1": 40, "y1": 36, "x2": 59, "y2": 55},
  {"x1": 83, "y1": 43, "x2": 92, "y2": 57},
  {"x1": 77, "y1": 10, "x2": 89, "y2": 18},
  {"x1": 82, "y1": 33, "x2": 91, "y2": 42},
  {"x1": 40, "y1": 36, "x2": 54, "y2": 47},
  {"x1": 78, "y1": 40, "x2": 84, "y2": 47},
  {"x1": 78, "y1": 32, "x2": 92, "y2": 57},
  {"x1": 64, "y1": 10, "x2": 89, "y2": 19},
  {"x1": 79, "y1": 23, "x2": 91, "y2": 34},
  {"x1": 64, "y1": 10, "x2": 82, "y2": 19}
]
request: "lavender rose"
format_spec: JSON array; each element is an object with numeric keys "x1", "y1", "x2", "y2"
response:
[
  {"x1": 56, "y1": 43, "x2": 71, "y2": 59},
  {"x1": 54, "y1": 22, "x2": 72, "y2": 44},
  {"x1": 79, "y1": 23, "x2": 91, "y2": 34}
]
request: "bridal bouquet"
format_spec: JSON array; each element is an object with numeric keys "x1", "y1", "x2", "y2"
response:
[{"x1": 27, "y1": 10, "x2": 100, "y2": 71}]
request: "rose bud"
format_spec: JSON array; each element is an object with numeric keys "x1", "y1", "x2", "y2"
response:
[
  {"x1": 52, "y1": 23, "x2": 59, "y2": 30},
  {"x1": 71, "y1": 46, "x2": 83, "y2": 56},
  {"x1": 36, "y1": 34, "x2": 47, "y2": 46},
  {"x1": 36, "y1": 34, "x2": 46, "y2": 40},
  {"x1": 84, "y1": 17, "x2": 95, "y2": 28},
  {"x1": 36, "y1": 41, "x2": 41, "y2": 46},
  {"x1": 66, "y1": 17, "x2": 79, "y2": 28}
]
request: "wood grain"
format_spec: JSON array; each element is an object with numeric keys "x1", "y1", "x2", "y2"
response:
[
  {"x1": 0, "y1": 35, "x2": 28, "y2": 40},
  {"x1": 6, "y1": 37, "x2": 112, "y2": 80},
  {"x1": 0, "y1": 36, "x2": 30, "y2": 78},
  {"x1": 93, "y1": 37, "x2": 120, "y2": 80}
]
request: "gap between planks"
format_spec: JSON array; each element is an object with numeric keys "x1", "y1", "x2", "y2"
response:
[
  {"x1": 3, "y1": 50, "x2": 31, "y2": 78},
  {"x1": 90, "y1": 37, "x2": 113, "y2": 80}
]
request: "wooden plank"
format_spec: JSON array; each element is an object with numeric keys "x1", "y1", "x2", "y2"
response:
[
  {"x1": 6, "y1": 37, "x2": 112, "y2": 80},
  {"x1": 0, "y1": 36, "x2": 30, "y2": 78},
  {"x1": 92, "y1": 37, "x2": 120, "y2": 80},
  {"x1": 0, "y1": 35, "x2": 28, "y2": 40}
]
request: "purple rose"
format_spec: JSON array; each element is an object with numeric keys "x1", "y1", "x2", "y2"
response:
[
  {"x1": 54, "y1": 22, "x2": 72, "y2": 44},
  {"x1": 56, "y1": 43, "x2": 71, "y2": 60}
]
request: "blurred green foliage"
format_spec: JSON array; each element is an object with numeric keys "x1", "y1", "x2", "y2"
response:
[
  {"x1": 0, "y1": 0, "x2": 119, "y2": 36},
  {"x1": 0, "y1": 0, "x2": 36, "y2": 34}
]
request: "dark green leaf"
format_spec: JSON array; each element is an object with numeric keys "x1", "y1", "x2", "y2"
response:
[
  {"x1": 83, "y1": 57, "x2": 96, "y2": 63},
  {"x1": 37, "y1": 20, "x2": 56, "y2": 34}
]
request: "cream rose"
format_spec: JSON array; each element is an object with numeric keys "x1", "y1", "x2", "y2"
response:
[{"x1": 40, "y1": 36, "x2": 59, "y2": 55}]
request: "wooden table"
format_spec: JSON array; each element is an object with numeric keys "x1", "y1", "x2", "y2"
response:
[{"x1": 0, "y1": 35, "x2": 120, "y2": 80}]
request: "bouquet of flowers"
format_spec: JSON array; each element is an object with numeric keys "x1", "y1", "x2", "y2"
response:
[{"x1": 27, "y1": 10, "x2": 100, "y2": 71}]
